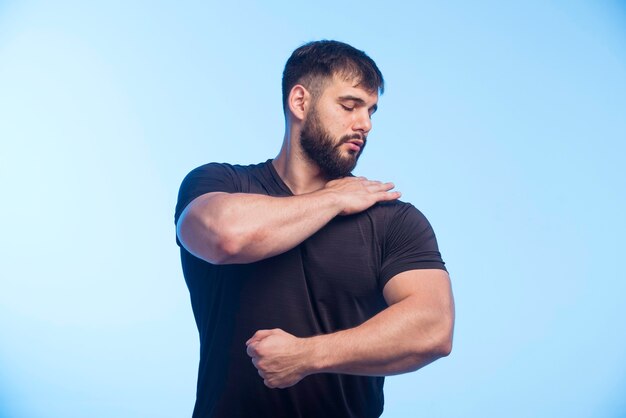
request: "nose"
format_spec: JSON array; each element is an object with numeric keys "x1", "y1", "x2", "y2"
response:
[{"x1": 352, "y1": 109, "x2": 372, "y2": 135}]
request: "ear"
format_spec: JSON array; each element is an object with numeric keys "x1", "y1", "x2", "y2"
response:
[{"x1": 287, "y1": 85, "x2": 310, "y2": 122}]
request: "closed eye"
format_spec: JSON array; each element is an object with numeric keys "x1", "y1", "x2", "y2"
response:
[{"x1": 341, "y1": 104, "x2": 354, "y2": 111}]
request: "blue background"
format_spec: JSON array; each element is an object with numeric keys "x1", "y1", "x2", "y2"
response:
[{"x1": 1, "y1": 1, "x2": 625, "y2": 417}]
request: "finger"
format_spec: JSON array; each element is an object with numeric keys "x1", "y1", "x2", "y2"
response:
[
  {"x1": 246, "y1": 342, "x2": 258, "y2": 357},
  {"x1": 360, "y1": 180, "x2": 390, "y2": 188},
  {"x1": 367, "y1": 182, "x2": 396, "y2": 192},
  {"x1": 377, "y1": 181, "x2": 395, "y2": 190},
  {"x1": 246, "y1": 329, "x2": 274, "y2": 345},
  {"x1": 362, "y1": 180, "x2": 384, "y2": 188},
  {"x1": 376, "y1": 191, "x2": 402, "y2": 201}
]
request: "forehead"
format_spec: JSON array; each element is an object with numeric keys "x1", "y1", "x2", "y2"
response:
[{"x1": 320, "y1": 74, "x2": 379, "y2": 104}]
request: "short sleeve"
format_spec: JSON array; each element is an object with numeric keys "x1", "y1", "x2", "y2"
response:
[
  {"x1": 379, "y1": 203, "x2": 447, "y2": 289},
  {"x1": 174, "y1": 163, "x2": 240, "y2": 245}
]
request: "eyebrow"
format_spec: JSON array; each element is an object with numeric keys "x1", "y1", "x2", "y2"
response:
[{"x1": 338, "y1": 95, "x2": 378, "y2": 114}]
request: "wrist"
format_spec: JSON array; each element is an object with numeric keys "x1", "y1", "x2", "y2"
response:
[
  {"x1": 314, "y1": 187, "x2": 343, "y2": 216},
  {"x1": 301, "y1": 334, "x2": 330, "y2": 376}
]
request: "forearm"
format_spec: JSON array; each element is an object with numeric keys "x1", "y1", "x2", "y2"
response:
[
  {"x1": 178, "y1": 177, "x2": 401, "y2": 265},
  {"x1": 306, "y1": 296, "x2": 454, "y2": 376},
  {"x1": 178, "y1": 189, "x2": 341, "y2": 264},
  {"x1": 246, "y1": 271, "x2": 454, "y2": 388}
]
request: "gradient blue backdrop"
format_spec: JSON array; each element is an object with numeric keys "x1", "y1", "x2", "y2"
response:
[{"x1": 1, "y1": 1, "x2": 625, "y2": 417}]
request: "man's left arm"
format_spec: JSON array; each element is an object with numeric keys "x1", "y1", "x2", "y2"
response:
[{"x1": 246, "y1": 268, "x2": 455, "y2": 388}]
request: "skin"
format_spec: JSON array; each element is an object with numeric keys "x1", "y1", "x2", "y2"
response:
[
  {"x1": 177, "y1": 73, "x2": 455, "y2": 389},
  {"x1": 246, "y1": 269, "x2": 454, "y2": 388}
]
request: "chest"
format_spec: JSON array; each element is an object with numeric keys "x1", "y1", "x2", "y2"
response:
[{"x1": 300, "y1": 214, "x2": 384, "y2": 297}]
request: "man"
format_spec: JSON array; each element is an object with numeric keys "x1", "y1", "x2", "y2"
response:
[{"x1": 175, "y1": 40, "x2": 454, "y2": 418}]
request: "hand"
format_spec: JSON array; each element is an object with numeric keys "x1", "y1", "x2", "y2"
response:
[
  {"x1": 246, "y1": 328, "x2": 312, "y2": 389},
  {"x1": 323, "y1": 176, "x2": 401, "y2": 216}
]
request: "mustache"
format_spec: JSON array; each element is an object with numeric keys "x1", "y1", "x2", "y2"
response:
[{"x1": 336, "y1": 133, "x2": 367, "y2": 147}]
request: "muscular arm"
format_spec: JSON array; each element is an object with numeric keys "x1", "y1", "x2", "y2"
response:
[
  {"x1": 176, "y1": 177, "x2": 401, "y2": 264},
  {"x1": 246, "y1": 269, "x2": 454, "y2": 388}
]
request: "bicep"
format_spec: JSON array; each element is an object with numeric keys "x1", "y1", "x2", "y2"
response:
[{"x1": 382, "y1": 269, "x2": 454, "y2": 316}]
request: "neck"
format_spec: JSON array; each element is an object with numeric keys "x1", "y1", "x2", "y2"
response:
[{"x1": 272, "y1": 129, "x2": 327, "y2": 195}]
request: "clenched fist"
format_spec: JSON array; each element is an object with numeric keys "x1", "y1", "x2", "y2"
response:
[{"x1": 246, "y1": 328, "x2": 314, "y2": 389}]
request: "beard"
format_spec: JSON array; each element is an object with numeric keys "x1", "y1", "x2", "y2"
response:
[{"x1": 299, "y1": 107, "x2": 366, "y2": 180}]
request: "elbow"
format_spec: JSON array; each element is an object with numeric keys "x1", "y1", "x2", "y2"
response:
[
  {"x1": 433, "y1": 316, "x2": 454, "y2": 358},
  {"x1": 430, "y1": 299, "x2": 455, "y2": 359},
  {"x1": 210, "y1": 232, "x2": 244, "y2": 264},
  {"x1": 418, "y1": 315, "x2": 454, "y2": 360},
  {"x1": 434, "y1": 335, "x2": 453, "y2": 358},
  {"x1": 177, "y1": 212, "x2": 245, "y2": 265},
  {"x1": 421, "y1": 332, "x2": 452, "y2": 361},
  {"x1": 211, "y1": 221, "x2": 271, "y2": 264},
  {"x1": 197, "y1": 221, "x2": 250, "y2": 265}
]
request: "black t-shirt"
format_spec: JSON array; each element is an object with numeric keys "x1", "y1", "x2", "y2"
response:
[{"x1": 175, "y1": 160, "x2": 446, "y2": 418}]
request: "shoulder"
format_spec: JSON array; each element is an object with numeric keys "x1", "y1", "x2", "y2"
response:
[
  {"x1": 183, "y1": 161, "x2": 248, "y2": 179},
  {"x1": 375, "y1": 199, "x2": 447, "y2": 284},
  {"x1": 370, "y1": 199, "x2": 440, "y2": 250},
  {"x1": 180, "y1": 160, "x2": 269, "y2": 186},
  {"x1": 175, "y1": 160, "x2": 267, "y2": 223},
  {"x1": 369, "y1": 199, "x2": 431, "y2": 226}
]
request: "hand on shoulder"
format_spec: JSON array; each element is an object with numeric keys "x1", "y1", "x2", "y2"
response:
[{"x1": 322, "y1": 176, "x2": 401, "y2": 216}]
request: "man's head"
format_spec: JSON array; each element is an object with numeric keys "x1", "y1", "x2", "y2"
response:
[
  {"x1": 282, "y1": 41, "x2": 384, "y2": 179},
  {"x1": 282, "y1": 40, "x2": 384, "y2": 112}
]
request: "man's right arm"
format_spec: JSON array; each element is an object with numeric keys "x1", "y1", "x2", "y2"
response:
[{"x1": 176, "y1": 177, "x2": 400, "y2": 265}]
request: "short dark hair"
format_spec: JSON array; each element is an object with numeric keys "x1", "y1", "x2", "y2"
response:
[{"x1": 281, "y1": 40, "x2": 384, "y2": 112}]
